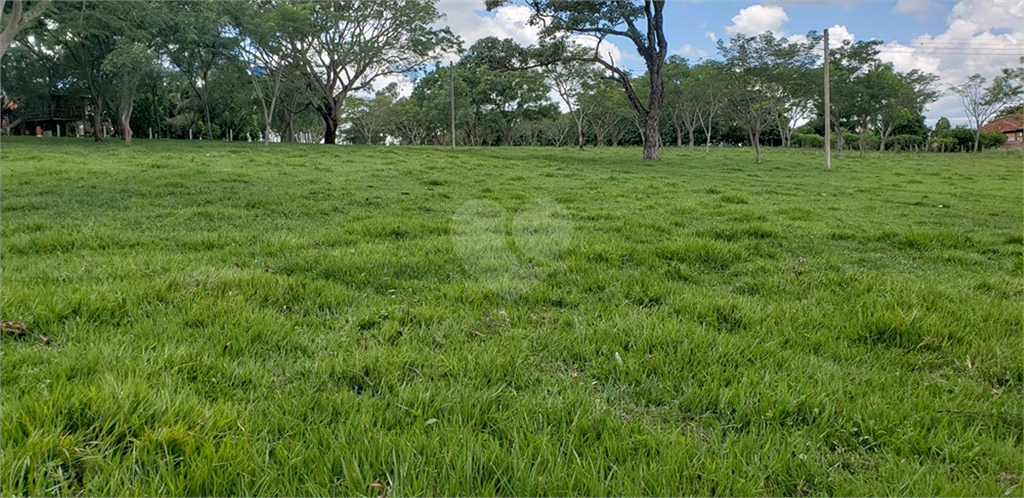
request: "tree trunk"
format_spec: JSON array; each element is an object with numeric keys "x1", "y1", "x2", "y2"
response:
[
  {"x1": 122, "y1": 117, "x2": 131, "y2": 146},
  {"x1": 643, "y1": 75, "x2": 663, "y2": 161},
  {"x1": 705, "y1": 129, "x2": 712, "y2": 153},
  {"x1": 859, "y1": 127, "x2": 865, "y2": 158},
  {"x1": 120, "y1": 106, "x2": 132, "y2": 147},
  {"x1": 92, "y1": 111, "x2": 104, "y2": 142},
  {"x1": 283, "y1": 117, "x2": 295, "y2": 142},
  {"x1": 317, "y1": 97, "x2": 340, "y2": 145},
  {"x1": 749, "y1": 129, "x2": 762, "y2": 164},
  {"x1": 833, "y1": 123, "x2": 843, "y2": 157},
  {"x1": 879, "y1": 124, "x2": 894, "y2": 151},
  {"x1": 972, "y1": 129, "x2": 981, "y2": 153},
  {"x1": 576, "y1": 119, "x2": 585, "y2": 150},
  {"x1": 322, "y1": 114, "x2": 338, "y2": 144},
  {"x1": 687, "y1": 127, "x2": 694, "y2": 150}
]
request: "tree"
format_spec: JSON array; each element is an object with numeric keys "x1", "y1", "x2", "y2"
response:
[
  {"x1": 232, "y1": 2, "x2": 294, "y2": 145},
  {"x1": 871, "y1": 66, "x2": 939, "y2": 151},
  {"x1": 409, "y1": 64, "x2": 474, "y2": 145},
  {"x1": 345, "y1": 83, "x2": 401, "y2": 145},
  {"x1": 101, "y1": 41, "x2": 157, "y2": 146},
  {"x1": 991, "y1": 57, "x2": 1024, "y2": 121},
  {"x1": 155, "y1": 1, "x2": 237, "y2": 140},
  {"x1": 821, "y1": 36, "x2": 883, "y2": 157},
  {"x1": 662, "y1": 55, "x2": 694, "y2": 148},
  {"x1": 0, "y1": 22, "x2": 79, "y2": 134},
  {"x1": 48, "y1": 1, "x2": 137, "y2": 141},
  {"x1": 461, "y1": 37, "x2": 557, "y2": 146},
  {"x1": 718, "y1": 32, "x2": 815, "y2": 163},
  {"x1": 277, "y1": 0, "x2": 457, "y2": 145},
  {"x1": 274, "y1": 64, "x2": 317, "y2": 142},
  {"x1": 544, "y1": 46, "x2": 601, "y2": 150},
  {"x1": 0, "y1": 0, "x2": 51, "y2": 60},
  {"x1": 690, "y1": 61, "x2": 727, "y2": 153},
  {"x1": 950, "y1": 73, "x2": 1021, "y2": 152},
  {"x1": 581, "y1": 77, "x2": 632, "y2": 146},
  {"x1": 490, "y1": 0, "x2": 670, "y2": 160}
]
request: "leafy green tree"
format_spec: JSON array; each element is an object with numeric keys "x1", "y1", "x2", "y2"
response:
[
  {"x1": 345, "y1": 83, "x2": 402, "y2": 145},
  {"x1": 544, "y1": 46, "x2": 601, "y2": 150},
  {"x1": 154, "y1": 1, "x2": 237, "y2": 140},
  {"x1": 662, "y1": 55, "x2": 694, "y2": 148},
  {"x1": 0, "y1": 24, "x2": 79, "y2": 134},
  {"x1": 231, "y1": 1, "x2": 297, "y2": 145},
  {"x1": 932, "y1": 117, "x2": 951, "y2": 138},
  {"x1": 581, "y1": 77, "x2": 633, "y2": 146},
  {"x1": 489, "y1": 0, "x2": 670, "y2": 160},
  {"x1": 101, "y1": 41, "x2": 158, "y2": 146},
  {"x1": 821, "y1": 36, "x2": 883, "y2": 157},
  {"x1": 950, "y1": 73, "x2": 1022, "y2": 152},
  {"x1": 718, "y1": 32, "x2": 815, "y2": 163},
  {"x1": 0, "y1": 0, "x2": 52, "y2": 60},
  {"x1": 48, "y1": 1, "x2": 139, "y2": 140},
  {"x1": 461, "y1": 38, "x2": 558, "y2": 146},
  {"x1": 870, "y1": 65, "x2": 939, "y2": 151},
  {"x1": 275, "y1": 0, "x2": 457, "y2": 145}
]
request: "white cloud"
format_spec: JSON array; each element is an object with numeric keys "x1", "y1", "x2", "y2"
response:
[
  {"x1": 949, "y1": 0, "x2": 1024, "y2": 32},
  {"x1": 725, "y1": 5, "x2": 789, "y2": 36},
  {"x1": 893, "y1": 0, "x2": 941, "y2": 15},
  {"x1": 706, "y1": 31, "x2": 718, "y2": 43},
  {"x1": 875, "y1": 0, "x2": 1023, "y2": 126},
  {"x1": 673, "y1": 44, "x2": 709, "y2": 60},
  {"x1": 788, "y1": 24, "x2": 855, "y2": 56},
  {"x1": 434, "y1": 1, "x2": 540, "y2": 61}
]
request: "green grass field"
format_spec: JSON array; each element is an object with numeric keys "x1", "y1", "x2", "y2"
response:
[{"x1": 1, "y1": 137, "x2": 1022, "y2": 496}]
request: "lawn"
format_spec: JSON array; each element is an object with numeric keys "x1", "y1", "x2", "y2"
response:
[{"x1": 1, "y1": 137, "x2": 1022, "y2": 496}]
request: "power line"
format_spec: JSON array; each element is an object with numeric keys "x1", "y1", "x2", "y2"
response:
[{"x1": 876, "y1": 49, "x2": 1022, "y2": 55}]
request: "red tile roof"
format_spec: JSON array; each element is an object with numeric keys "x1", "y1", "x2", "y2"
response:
[{"x1": 981, "y1": 116, "x2": 1024, "y2": 134}]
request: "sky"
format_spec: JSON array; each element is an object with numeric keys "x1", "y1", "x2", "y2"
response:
[{"x1": 393, "y1": 0, "x2": 1023, "y2": 128}]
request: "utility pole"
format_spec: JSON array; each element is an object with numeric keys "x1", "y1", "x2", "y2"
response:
[
  {"x1": 450, "y1": 61, "x2": 456, "y2": 149},
  {"x1": 824, "y1": 28, "x2": 831, "y2": 171}
]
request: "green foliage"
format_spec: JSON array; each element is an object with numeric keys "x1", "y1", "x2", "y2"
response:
[
  {"x1": 888, "y1": 134, "x2": 924, "y2": 151},
  {"x1": 980, "y1": 132, "x2": 1008, "y2": 149},
  {"x1": 932, "y1": 117, "x2": 952, "y2": 138},
  {"x1": 790, "y1": 133, "x2": 824, "y2": 148},
  {"x1": 949, "y1": 126, "x2": 978, "y2": 151},
  {"x1": 929, "y1": 137, "x2": 957, "y2": 152},
  {"x1": 1, "y1": 139, "x2": 1021, "y2": 495}
]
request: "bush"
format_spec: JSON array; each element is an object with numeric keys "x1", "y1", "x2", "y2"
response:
[
  {"x1": 948, "y1": 127, "x2": 975, "y2": 151},
  {"x1": 889, "y1": 134, "x2": 924, "y2": 152},
  {"x1": 842, "y1": 132, "x2": 859, "y2": 149},
  {"x1": 929, "y1": 137, "x2": 957, "y2": 152},
  {"x1": 860, "y1": 134, "x2": 881, "y2": 151},
  {"x1": 837, "y1": 132, "x2": 882, "y2": 151},
  {"x1": 979, "y1": 132, "x2": 1007, "y2": 150},
  {"x1": 791, "y1": 133, "x2": 824, "y2": 148}
]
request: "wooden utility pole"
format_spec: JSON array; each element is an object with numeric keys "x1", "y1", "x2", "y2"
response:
[
  {"x1": 450, "y1": 62, "x2": 456, "y2": 149},
  {"x1": 824, "y1": 29, "x2": 831, "y2": 170}
]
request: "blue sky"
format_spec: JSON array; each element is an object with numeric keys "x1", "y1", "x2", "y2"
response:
[
  {"x1": 419, "y1": 0, "x2": 1023, "y2": 125},
  {"x1": 659, "y1": 1, "x2": 954, "y2": 62}
]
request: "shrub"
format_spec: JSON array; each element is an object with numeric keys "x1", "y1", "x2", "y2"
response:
[
  {"x1": 929, "y1": 137, "x2": 957, "y2": 152},
  {"x1": 979, "y1": 132, "x2": 1007, "y2": 150},
  {"x1": 791, "y1": 133, "x2": 824, "y2": 148},
  {"x1": 887, "y1": 134, "x2": 924, "y2": 152},
  {"x1": 948, "y1": 126, "x2": 975, "y2": 151}
]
